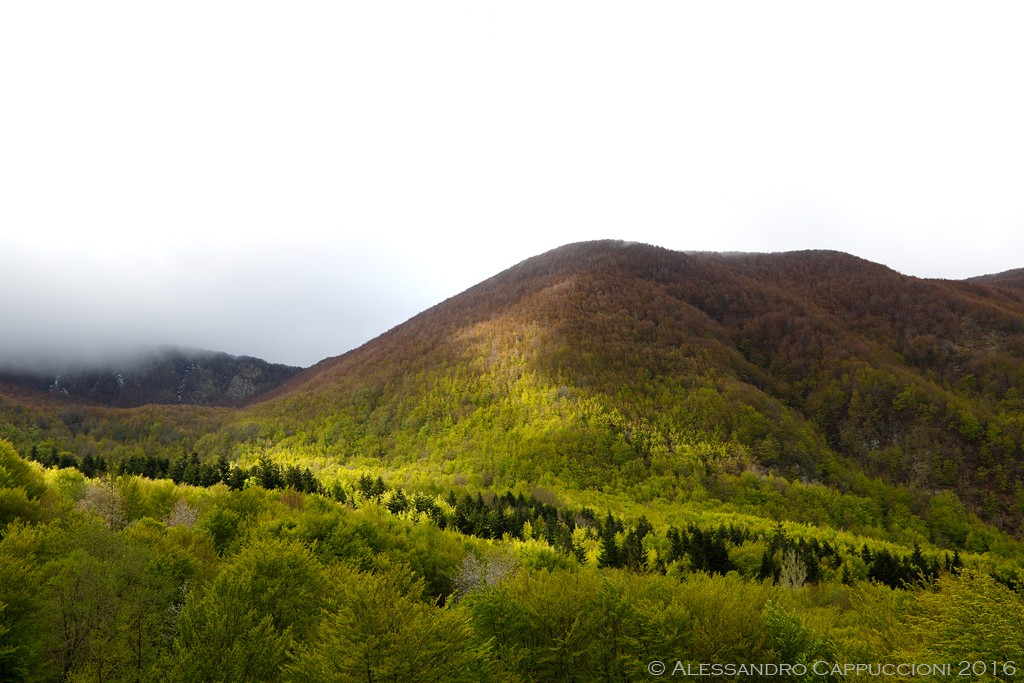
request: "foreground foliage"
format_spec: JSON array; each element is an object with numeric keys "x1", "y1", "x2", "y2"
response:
[{"x1": 2, "y1": 440, "x2": 1022, "y2": 682}]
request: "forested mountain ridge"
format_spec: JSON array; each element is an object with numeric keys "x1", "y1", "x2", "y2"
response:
[
  {"x1": 969, "y1": 266, "x2": 1024, "y2": 294},
  {"x1": 229, "y1": 240, "x2": 1024, "y2": 533}
]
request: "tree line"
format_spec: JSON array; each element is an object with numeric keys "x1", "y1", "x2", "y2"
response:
[{"x1": 21, "y1": 443, "x2": 1005, "y2": 592}]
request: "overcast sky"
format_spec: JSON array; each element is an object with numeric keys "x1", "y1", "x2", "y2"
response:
[{"x1": 2, "y1": 2, "x2": 1023, "y2": 368}]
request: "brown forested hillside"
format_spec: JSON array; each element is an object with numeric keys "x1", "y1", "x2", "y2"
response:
[
  {"x1": 970, "y1": 267, "x2": 1024, "y2": 295},
  {"x1": 234, "y1": 241, "x2": 1024, "y2": 532}
]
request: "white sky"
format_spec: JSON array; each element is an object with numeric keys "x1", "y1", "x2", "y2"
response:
[{"x1": 2, "y1": 2, "x2": 1023, "y2": 367}]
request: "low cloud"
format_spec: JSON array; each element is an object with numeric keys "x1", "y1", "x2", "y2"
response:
[{"x1": 0, "y1": 238, "x2": 441, "y2": 370}]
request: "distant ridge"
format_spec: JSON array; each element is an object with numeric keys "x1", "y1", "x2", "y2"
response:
[
  {"x1": 0, "y1": 345, "x2": 302, "y2": 407},
  {"x1": 968, "y1": 267, "x2": 1024, "y2": 294}
]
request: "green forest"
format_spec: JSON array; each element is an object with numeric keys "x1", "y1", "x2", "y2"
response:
[
  {"x1": 3, "y1": 242, "x2": 1024, "y2": 681},
  {"x1": 2, "y1": 436, "x2": 1023, "y2": 681}
]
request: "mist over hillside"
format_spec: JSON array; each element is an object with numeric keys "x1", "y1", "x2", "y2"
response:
[{"x1": 0, "y1": 345, "x2": 301, "y2": 407}]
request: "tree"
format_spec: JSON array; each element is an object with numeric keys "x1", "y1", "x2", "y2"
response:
[
  {"x1": 328, "y1": 482, "x2": 347, "y2": 503},
  {"x1": 165, "y1": 499, "x2": 199, "y2": 528},
  {"x1": 40, "y1": 549, "x2": 118, "y2": 680},
  {"x1": 0, "y1": 548, "x2": 41, "y2": 681},
  {"x1": 687, "y1": 527, "x2": 732, "y2": 575},
  {"x1": 462, "y1": 564, "x2": 603, "y2": 680},
  {"x1": 257, "y1": 458, "x2": 283, "y2": 490},
  {"x1": 226, "y1": 466, "x2": 248, "y2": 491},
  {"x1": 757, "y1": 550, "x2": 780, "y2": 583},
  {"x1": 0, "y1": 440, "x2": 47, "y2": 499},
  {"x1": 286, "y1": 562, "x2": 490, "y2": 682},
  {"x1": 908, "y1": 542, "x2": 930, "y2": 585},
  {"x1": 622, "y1": 516, "x2": 652, "y2": 571},
  {"x1": 170, "y1": 578, "x2": 288, "y2": 682},
  {"x1": 779, "y1": 549, "x2": 807, "y2": 589},
  {"x1": 171, "y1": 538, "x2": 324, "y2": 681},
  {"x1": 597, "y1": 512, "x2": 622, "y2": 569},
  {"x1": 215, "y1": 454, "x2": 231, "y2": 482},
  {"x1": 0, "y1": 489, "x2": 44, "y2": 530},
  {"x1": 76, "y1": 479, "x2": 125, "y2": 529},
  {"x1": 903, "y1": 572, "x2": 1024, "y2": 667},
  {"x1": 196, "y1": 506, "x2": 241, "y2": 553},
  {"x1": 665, "y1": 526, "x2": 685, "y2": 564},
  {"x1": 385, "y1": 487, "x2": 409, "y2": 514},
  {"x1": 356, "y1": 474, "x2": 387, "y2": 500},
  {"x1": 451, "y1": 550, "x2": 516, "y2": 604},
  {"x1": 867, "y1": 549, "x2": 903, "y2": 588},
  {"x1": 761, "y1": 602, "x2": 835, "y2": 673}
]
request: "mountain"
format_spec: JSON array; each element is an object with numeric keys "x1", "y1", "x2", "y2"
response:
[
  {"x1": 0, "y1": 346, "x2": 302, "y2": 407},
  {"x1": 238, "y1": 240, "x2": 1024, "y2": 532}
]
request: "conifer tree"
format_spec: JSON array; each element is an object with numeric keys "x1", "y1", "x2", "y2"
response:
[{"x1": 597, "y1": 512, "x2": 622, "y2": 569}]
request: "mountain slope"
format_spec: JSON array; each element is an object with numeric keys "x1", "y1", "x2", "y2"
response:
[{"x1": 238, "y1": 241, "x2": 1024, "y2": 532}]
